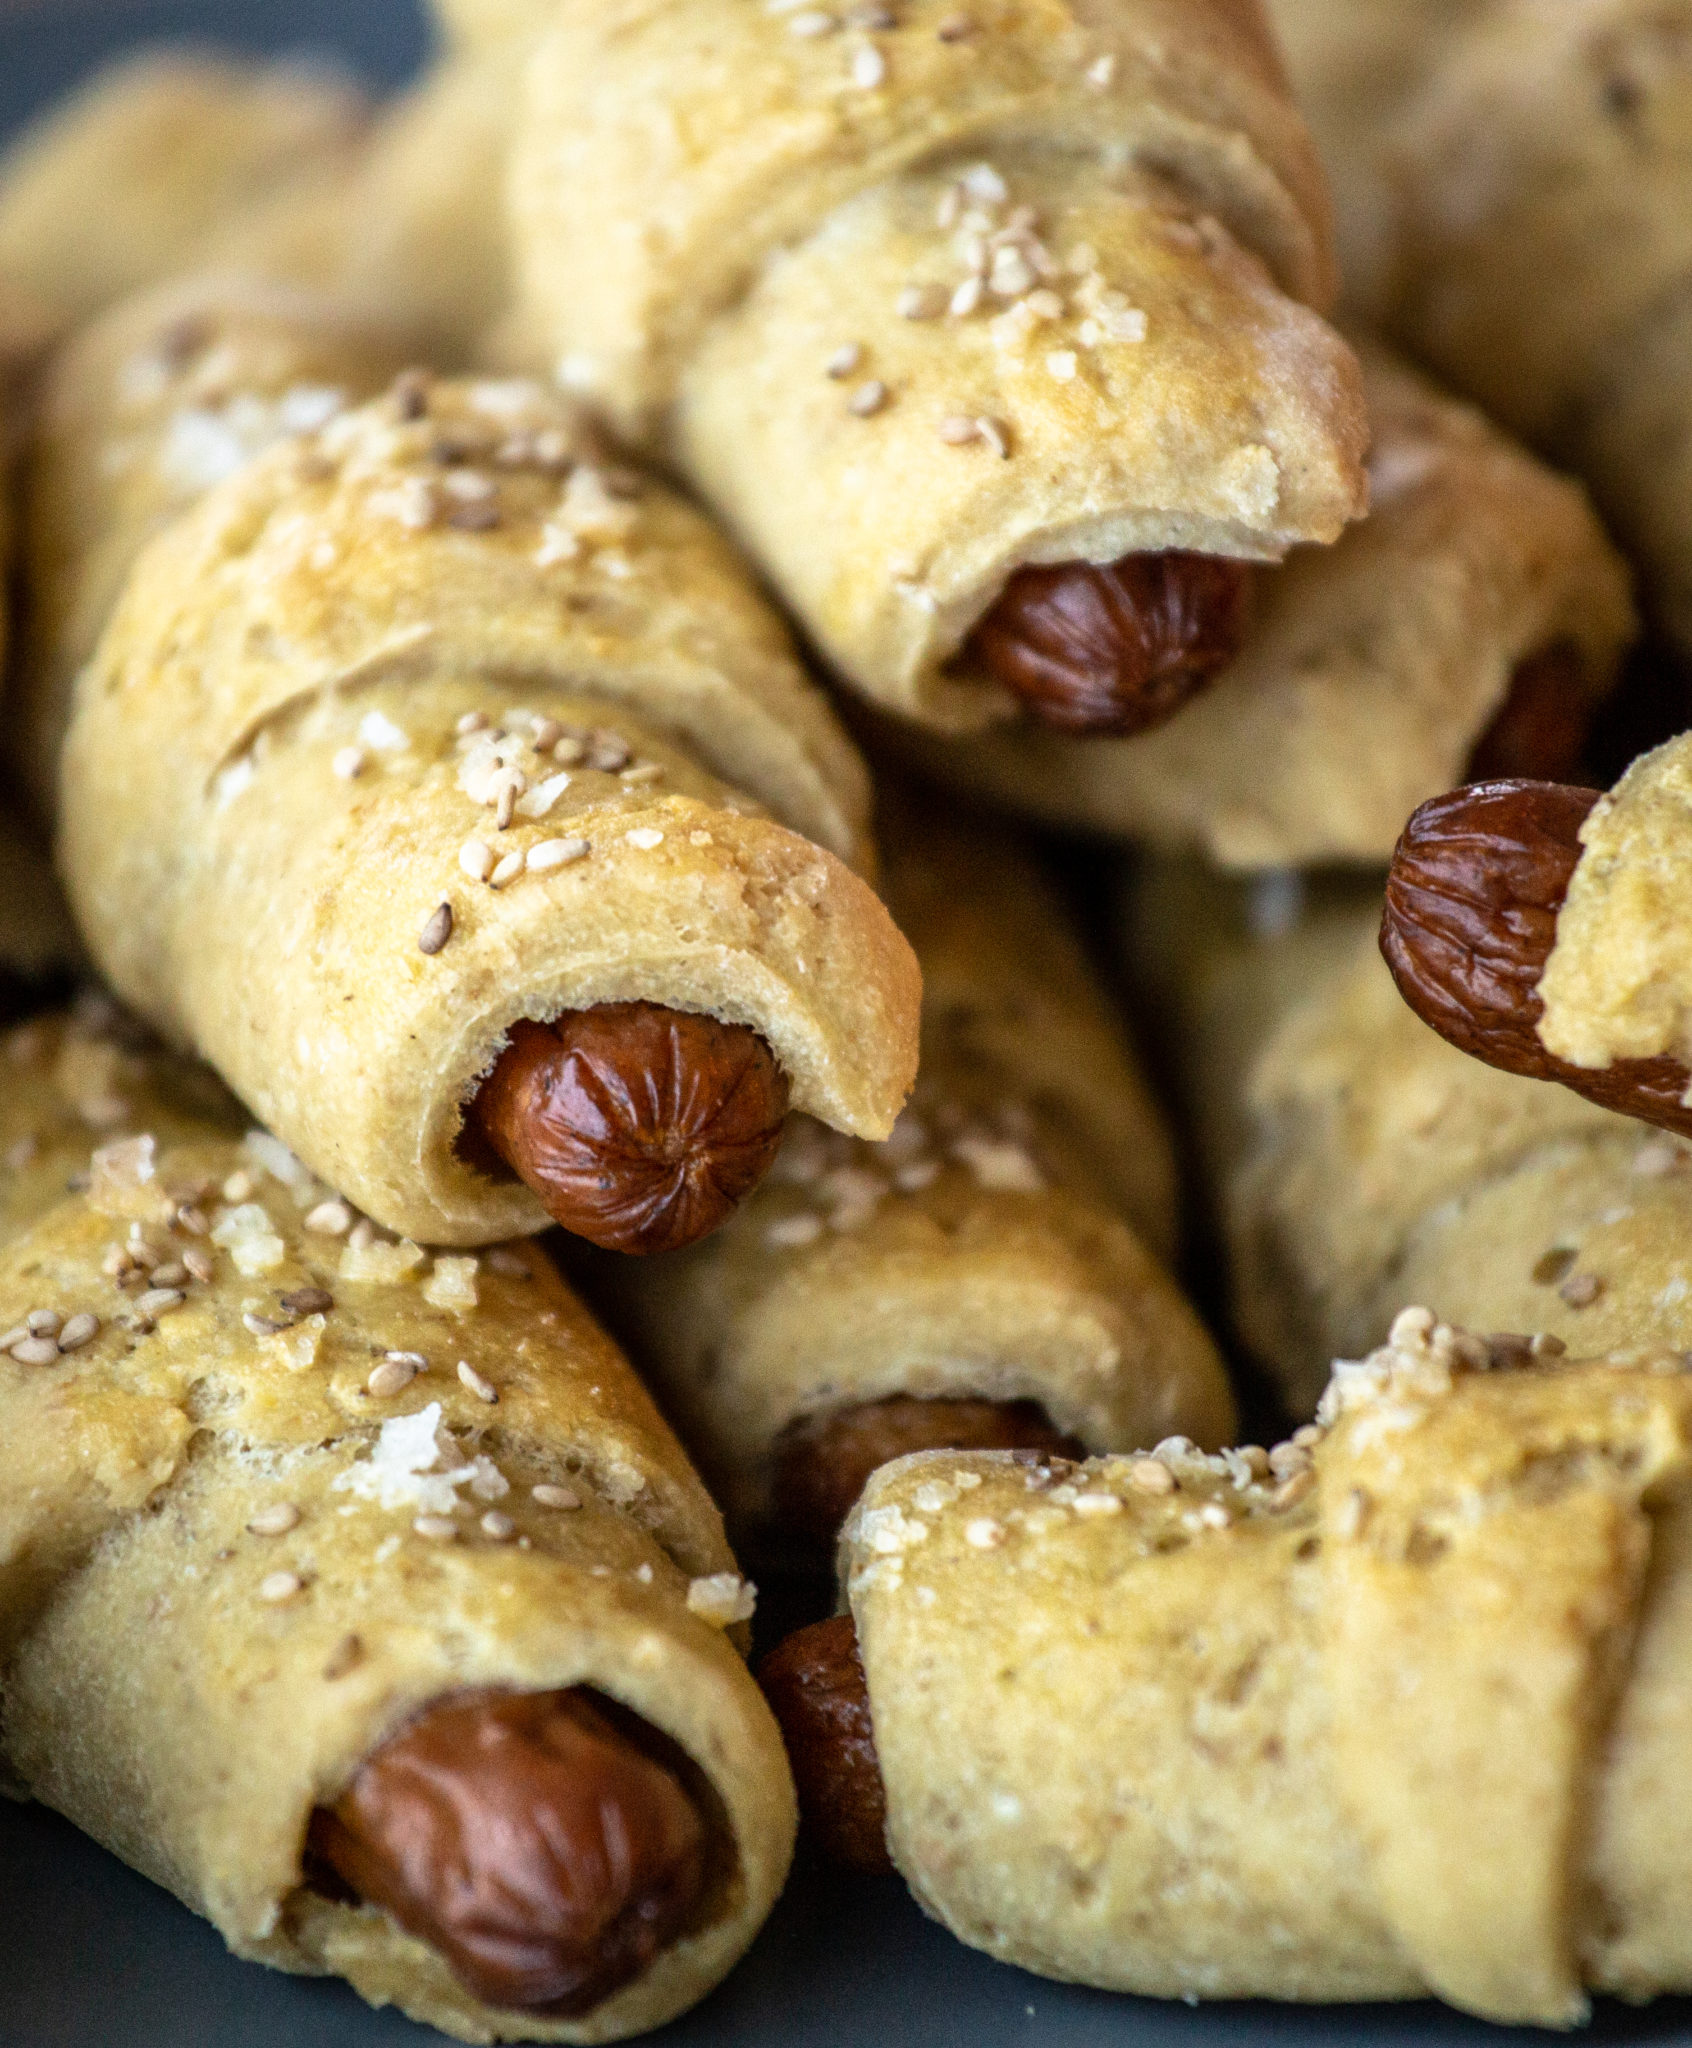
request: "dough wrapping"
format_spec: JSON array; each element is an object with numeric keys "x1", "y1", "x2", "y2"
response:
[
  {"x1": 0, "y1": 51, "x2": 370, "y2": 331},
  {"x1": 12, "y1": 275, "x2": 418, "y2": 820},
  {"x1": 56, "y1": 371, "x2": 920, "y2": 1246},
  {"x1": 1387, "y1": 0, "x2": 1692, "y2": 656},
  {"x1": 509, "y1": 0, "x2": 1369, "y2": 731},
  {"x1": 1122, "y1": 862, "x2": 1692, "y2": 1415},
  {"x1": 843, "y1": 1313, "x2": 1692, "y2": 2024},
  {"x1": 582, "y1": 805, "x2": 1232, "y2": 1539},
  {"x1": 892, "y1": 338, "x2": 1634, "y2": 864},
  {"x1": 0, "y1": 1004, "x2": 796, "y2": 2043}
]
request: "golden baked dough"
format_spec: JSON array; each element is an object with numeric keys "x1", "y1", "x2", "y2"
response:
[
  {"x1": 1388, "y1": 0, "x2": 1692, "y2": 653},
  {"x1": 12, "y1": 276, "x2": 417, "y2": 821},
  {"x1": 1122, "y1": 863, "x2": 1692, "y2": 1415},
  {"x1": 58, "y1": 373, "x2": 919, "y2": 1246},
  {"x1": 583, "y1": 805, "x2": 1233, "y2": 1538},
  {"x1": 0, "y1": 1006, "x2": 795, "y2": 2042},
  {"x1": 1264, "y1": 0, "x2": 1490, "y2": 314},
  {"x1": 1537, "y1": 731, "x2": 1692, "y2": 1076},
  {"x1": 891, "y1": 339, "x2": 1635, "y2": 863},
  {"x1": 843, "y1": 1313, "x2": 1692, "y2": 2023},
  {"x1": 430, "y1": 0, "x2": 550, "y2": 53},
  {"x1": 0, "y1": 51, "x2": 369, "y2": 330},
  {"x1": 510, "y1": 0, "x2": 1369, "y2": 730}
]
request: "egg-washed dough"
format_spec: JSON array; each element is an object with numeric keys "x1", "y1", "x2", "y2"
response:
[
  {"x1": 581, "y1": 804, "x2": 1233, "y2": 1539},
  {"x1": 890, "y1": 338, "x2": 1634, "y2": 864},
  {"x1": 0, "y1": 1006, "x2": 795, "y2": 2043},
  {"x1": 1386, "y1": 0, "x2": 1692, "y2": 655},
  {"x1": 1537, "y1": 731, "x2": 1692, "y2": 1076},
  {"x1": 12, "y1": 276, "x2": 418, "y2": 822},
  {"x1": 58, "y1": 374, "x2": 919, "y2": 1247},
  {"x1": 843, "y1": 1313, "x2": 1692, "y2": 2024},
  {"x1": 0, "y1": 51, "x2": 370, "y2": 332},
  {"x1": 509, "y1": 0, "x2": 1369, "y2": 731},
  {"x1": 1264, "y1": 0, "x2": 1491, "y2": 317},
  {"x1": 1122, "y1": 862, "x2": 1692, "y2": 1416}
]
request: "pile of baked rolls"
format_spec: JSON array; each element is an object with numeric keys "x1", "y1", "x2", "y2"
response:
[{"x1": 3, "y1": 0, "x2": 1692, "y2": 2033}]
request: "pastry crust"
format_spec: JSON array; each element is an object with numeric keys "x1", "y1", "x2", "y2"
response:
[
  {"x1": 509, "y1": 0, "x2": 1367, "y2": 728},
  {"x1": 583, "y1": 805, "x2": 1233, "y2": 1537},
  {"x1": 1536, "y1": 735, "x2": 1692, "y2": 1076},
  {"x1": 1122, "y1": 863, "x2": 1692, "y2": 1414},
  {"x1": 890, "y1": 339, "x2": 1634, "y2": 862},
  {"x1": 13, "y1": 275, "x2": 417, "y2": 821},
  {"x1": 0, "y1": 52, "x2": 369, "y2": 329},
  {"x1": 0, "y1": 1009, "x2": 795, "y2": 2043},
  {"x1": 58, "y1": 376, "x2": 918, "y2": 1245},
  {"x1": 844, "y1": 1315, "x2": 1692, "y2": 2023}
]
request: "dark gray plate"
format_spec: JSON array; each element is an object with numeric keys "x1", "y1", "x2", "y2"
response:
[{"x1": 2, "y1": 5, "x2": 1690, "y2": 2041}]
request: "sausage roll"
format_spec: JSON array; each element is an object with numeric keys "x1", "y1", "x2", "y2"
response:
[
  {"x1": 0, "y1": 51, "x2": 369, "y2": 332},
  {"x1": 580, "y1": 803, "x2": 1233, "y2": 1550},
  {"x1": 11, "y1": 276, "x2": 417, "y2": 821},
  {"x1": 1387, "y1": 0, "x2": 1692, "y2": 655},
  {"x1": 771, "y1": 1315, "x2": 1692, "y2": 2025},
  {"x1": 890, "y1": 338, "x2": 1635, "y2": 866},
  {"x1": 509, "y1": 0, "x2": 1370, "y2": 741},
  {"x1": 52, "y1": 369, "x2": 919, "y2": 1255},
  {"x1": 0, "y1": 1004, "x2": 795, "y2": 2042},
  {"x1": 1125, "y1": 860, "x2": 1692, "y2": 1417}
]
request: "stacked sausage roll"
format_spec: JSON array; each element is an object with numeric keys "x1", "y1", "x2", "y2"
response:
[{"x1": 0, "y1": 999, "x2": 795, "y2": 2040}]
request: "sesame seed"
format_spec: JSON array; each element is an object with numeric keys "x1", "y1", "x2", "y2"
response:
[
  {"x1": 1532, "y1": 1333, "x2": 1568, "y2": 1358},
  {"x1": 149, "y1": 1262, "x2": 188, "y2": 1288},
  {"x1": 57, "y1": 1313, "x2": 99, "y2": 1352},
  {"x1": 619, "y1": 762, "x2": 665, "y2": 785},
  {"x1": 1273, "y1": 1469, "x2": 1315, "y2": 1511},
  {"x1": 826, "y1": 342, "x2": 863, "y2": 379},
  {"x1": 282, "y1": 1287, "x2": 333, "y2": 1316},
  {"x1": 624, "y1": 827, "x2": 665, "y2": 850},
  {"x1": 481, "y1": 1511, "x2": 516, "y2": 1541},
  {"x1": 460, "y1": 839, "x2": 495, "y2": 882},
  {"x1": 494, "y1": 776, "x2": 520, "y2": 831},
  {"x1": 527, "y1": 837, "x2": 590, "y2": 872},
  {"x1": 938, "y1": 414, "x2": 979, "y2": 445},
  {"x1": 176, "y1": 1204, "x2": 209, "y2": 1236},
  {"x1": 949, "y1": 276, "x2": 984, "y2": 317},
  {"x1": 1560, "y1": 1271, "x2": 1603, "y2": 1308},
  {"x1": 182, "y1": 1248, "x2": 216, "y2": 1284},
  {"x1": 134, "y1": 1287, "x2": 185, "y2": 1319},
  {"x1": 322, "y1": 1634, "x2": 363, "y2": 1680},
  {"x1": 486, "y1": 850, "x2": 523, "y2": 888},
  {"x1": 532, "y1": 1483, "x2": 581, "y2": 1510},
  {"x1": 975, "y1": 416, "x2": 1010, "y2": 459},
  {"x1": 366, "y1": 1356, "x2": 418, "y2": 1399},
  {"x1": 456, "y1": 710, "x2": 489, "y2": 736},
  {"x1": 258, "y1": 1570, "x2": 303, "y2": 1603},
  {"x1": 485, "y1": 1247, "x2": 530, "y2": 1278},
  {"x1": 305, "y1": 1200, "x2": 352, "y2": 1236},
  {"x1": 332, "y1": 747, "x2": 366, "y2": 781},
  {"x1": 1073, "y1": 1492, "x2": 1123, "y2": 1517},
  {"x1": 849, "y1": 379, "x2": 890, "y2": 417},
  {"x1": 10, "y1": 1337, "x2": 60, "y2": 1366},
  {"x1": 26, "y1": 1309, "x2": 60, "y2": 1337},
  {"x1": 244, "y1": 1313, "x2": 284, "y2": 1337},
  {"x1": 458, "y1": 1360, "x2": 499, "y2": 1403},
  {"x1": 553, "y1": 733, "x2": 586, "y2": 764},
  {"x1": 247, "y1": 1503, "x2": 301, "y2": 1536},
  {"x1": 898, "y1": 283, "x2": 947, "y2": 320},
  {"x1": 1128, "y1": 1457, "x2": 1175, "y2": 1494},
  {"x1": 348, "y1": 1218, "x2": 376, "y2": 1251},
  {"x1": 418, "y1": 903, "x2": 454, "y2": 955},
  {"x1": 413, "y1": 1514, "x2": 459, "y2": 1541}
]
